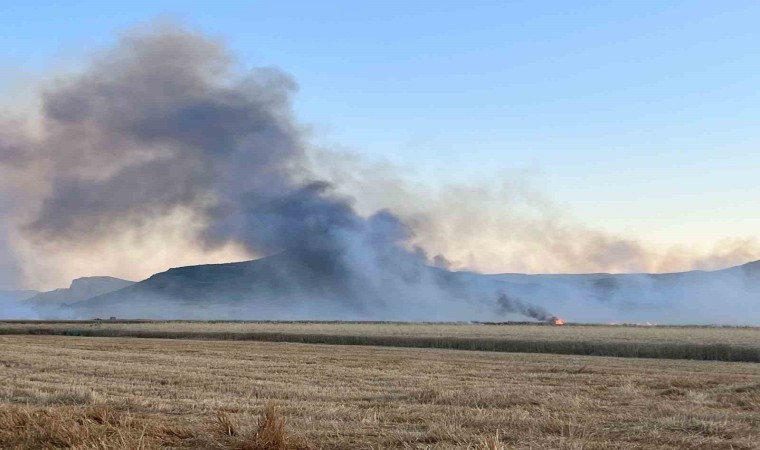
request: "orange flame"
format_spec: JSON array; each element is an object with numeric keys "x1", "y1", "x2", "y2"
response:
[{"x1": 550, "y1": 317, "x2": 564, "y2": 326}]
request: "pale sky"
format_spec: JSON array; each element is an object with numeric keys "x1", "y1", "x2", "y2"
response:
[{"x1": 2, "y1": 1, "x2": 760, "y2": 256}]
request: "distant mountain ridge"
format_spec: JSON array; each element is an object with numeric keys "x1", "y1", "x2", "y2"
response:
[
  {"x1": 488, "y1": 258, "x2": 760, "y2": 282},
  {"x1": 27, "y1": 276, "x2": 135, "y2": 317},
  {"x1": 0, "y1": 290, "x2": 39, "y2": 303},
  {"x1": 67, "y1": 251, "x2": 386, "y2": 320},
  {"x1": 56, "y1": 254, "x2": 760, "y2": 324}
]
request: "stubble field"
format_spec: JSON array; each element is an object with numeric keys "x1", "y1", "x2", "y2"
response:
[{"x1": 0, "y1": 334, "x2": 758, "y2": 449}]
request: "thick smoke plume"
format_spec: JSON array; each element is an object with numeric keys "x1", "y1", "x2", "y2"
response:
[
  {"x1": 495, "y1": 293, "x2": 553, "y2": 322},
  {"x1": 0, "y1": 24, "x2": 497, "y2": 320},
  {"x1": 3, "y1": 25, "x2": 395, "y2": 285}
]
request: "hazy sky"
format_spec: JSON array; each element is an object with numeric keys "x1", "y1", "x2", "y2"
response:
[{"x1": 2, "y1": 1, "x2": 760, "y2": 273}]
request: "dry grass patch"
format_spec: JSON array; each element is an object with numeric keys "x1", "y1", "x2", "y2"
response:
[
  {"x1": 226, "y1": 404, "x2": 312, "y2": 450},
  {"x1": 0, "y1": 402, "x2": 310, "y2": 450},
  {"x1": 0, "y1": 404, "x2": 196, "y2": 449}
]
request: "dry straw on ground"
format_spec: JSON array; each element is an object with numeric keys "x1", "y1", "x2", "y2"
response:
[
  {"x1": 0, "y1": 335, "x2": 758, "y2": 449},
  {"x1": 0, "y1": 401, "x2": 311, "y2": 449}
]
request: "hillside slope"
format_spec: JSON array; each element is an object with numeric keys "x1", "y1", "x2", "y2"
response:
[
  {"x1": 28, "y1": 277, "x2": 135, "y2": 318},
  {"x1": 0, "y1": 290, "x2": 39, "y2": 303},
  {"x1": 68, "y1": 250, "x2": 467, "y2": 320},
  {"x1": 61, "y1": 254, "x2": 760, "y2": 324}
]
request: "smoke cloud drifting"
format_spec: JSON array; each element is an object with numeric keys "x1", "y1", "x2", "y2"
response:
[
  {"x1": 0, "y1": 23, "x2": 758, "y2": 324},
  {"x1": 0, "y1": 24, "x2": 498, "y2": 320},
  {"x1": 496, "y1": 293, "x2": 553, "y2": 322}
]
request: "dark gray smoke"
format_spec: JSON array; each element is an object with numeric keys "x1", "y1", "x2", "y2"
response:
[
  {"x1": 0, "y1": 24, "x2": 511, "y2": 320},
  {"x1": 22, "y1": 26, "x2": 421, "y2": 277},
  {"x1": 495, "y1": 292, "x2": 553, "y2": 321},
  {"x1": 28, "y1": 28, "x2": 303, "y2": 243}
]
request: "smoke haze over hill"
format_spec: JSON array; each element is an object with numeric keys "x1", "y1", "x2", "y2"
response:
[
  {"x1": 0, "y1": 23, "x2": 758, "y2": 324},
  {"x1": 0, "y1": 24, "x2": 508, "y2": 320}
]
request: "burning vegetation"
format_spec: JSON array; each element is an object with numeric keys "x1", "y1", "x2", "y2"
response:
[{"x1": 495, "y1": 293, "x2": 557, "y2": 323}]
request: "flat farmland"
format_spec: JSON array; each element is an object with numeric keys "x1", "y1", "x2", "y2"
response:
[
  {"x1": 1, "y1": 335, "x2": 759, "y2": 449},
  {"x1": 2, "y1": 321, "x2": 759, "y2": 362}
]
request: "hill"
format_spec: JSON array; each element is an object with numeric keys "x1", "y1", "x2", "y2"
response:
[
  {"x1": 59, "y1": 253, "x2": 760, "y2": 324},
  {"x1": 0, "y1": 290, "x2": 39, "y2": 303},
  {"x1": 28, "y1": 277, "x2": 135, "y2": 318},
  {"x1": 67, "y1": 251, "x2": 429, "y2": 320}
]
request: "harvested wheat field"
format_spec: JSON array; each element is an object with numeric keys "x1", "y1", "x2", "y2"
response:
[
  {"x1": 0, "y1": 335, "x2": 759, "y2": 449},
  {"x1": 3, "y1": 321, "x2": 759, "y2": 362}
]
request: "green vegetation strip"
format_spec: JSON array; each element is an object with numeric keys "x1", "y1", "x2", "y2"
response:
[{"x1": 0, "y1": 326, "x2": 757, "y2": 363}]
